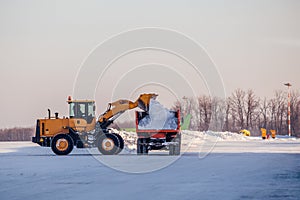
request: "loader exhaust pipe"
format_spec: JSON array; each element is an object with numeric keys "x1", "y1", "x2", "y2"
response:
[{"x1": 48, "y1": 109, "x2": 51, "y2": 119}]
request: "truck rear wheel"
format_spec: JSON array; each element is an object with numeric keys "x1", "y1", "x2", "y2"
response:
[
  {"x1": 137, "y1": 138, "x2": 142, "y2": 155},
  {"x1": 137, "y1": 138, "x2": 148, "y2": 155},
  {"x1": 169, "y1": 134, "x2": 181, "y2": 156},
  {"x1": 97, "y1": 134, "x2": 120, "y2": 155},
  {"x1": 174, "y1": 135, "x2": 181, "y2": 155},
  {"x1": 51, "y1": 134, "x2": 74, "y2": 155},
  {"x1": 169, "y1": 145, "x2": 175, "y2": 155}
]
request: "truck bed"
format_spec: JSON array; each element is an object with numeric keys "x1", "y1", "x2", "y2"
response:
[{"x1": 135, "y1": 110, "x2": 180, "y2": 138}]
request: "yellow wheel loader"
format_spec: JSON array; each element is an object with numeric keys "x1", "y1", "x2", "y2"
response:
[{"x1": 32, "y1": 93, "x2": 157, "y2": 155}]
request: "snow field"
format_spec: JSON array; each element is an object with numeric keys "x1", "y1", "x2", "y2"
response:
[{"x1": 0, "y1": 131, "x2": 299, "y2": 200}]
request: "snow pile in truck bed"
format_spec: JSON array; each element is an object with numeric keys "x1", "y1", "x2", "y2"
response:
[{"x1": 138, "y1": 99, "x2": 178, "y2": 130}]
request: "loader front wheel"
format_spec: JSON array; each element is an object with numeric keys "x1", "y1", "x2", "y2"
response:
[
  {"x1": 51, "y1": 134, "x2": 74, "y2": 155},
  {"x1": 112, "y1": 133, "x2": 124, "y2": 154}
]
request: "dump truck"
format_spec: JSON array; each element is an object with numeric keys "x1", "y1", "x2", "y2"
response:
[
  {"x1": 135, "y1": 110, "x2": 181, "y2": 155},
  {"x1": 32, "y1": 93, "x2": 157, "y2": 155}
]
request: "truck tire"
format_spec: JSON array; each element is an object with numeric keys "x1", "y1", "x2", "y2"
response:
[
  {"x1": 174, "y1": 138, "x2": 181, "y2": 156},
  {"x1": 112, "y1": 133, "x2": 124, "y2": 154},
  {"x1": 169, "y1": 134, "x2": 181, "y2": 156},
  {"x1": 169, "y1": 144, "x2": 175, "y2": 155},
  {"x1": 137, "y1": 138, "x2": 148, "y2": 155},
  {"x1": 97, "y1": 134, "x2": 120, "y2": 155},
  {"x1": 137, "y1": 138, "x2": 142, "y2": 155},
  {"x1": 142, "y1": 138, "x2": 148, "y2": 155},
  {"x1": 51, "y1": 134, "x2": 74, "y2": 155},
  {"x1": 174, "y1": 134, "x2": 181, "y2": 155}
]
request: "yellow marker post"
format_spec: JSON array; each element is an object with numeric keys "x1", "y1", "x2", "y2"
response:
[
  {"x1": 261, "y1": 128, "x2": 267, "y2": 139},
  {"x1": 270, "y1": 129, "x2": 276, "y2": 139}
]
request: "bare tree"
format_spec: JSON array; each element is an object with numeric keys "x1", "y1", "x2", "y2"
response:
[
  {"x1": 259, "y1": 97, "x2": 269, "y2": 129},
  {"x1": 290, "y1": 91, "x2": 300, "y2": 135},
  {"x1": 269, "y1": 91, "x2": 286, "y2": 134},
  {"x1": 229, "y1": 89, "x2": 246, "y2": 130},
  {"x1": 223, "y1": 98, "x2": 231, "y2": 131},
  {"x1": 197, "y1": 95, "x2": 211, "y2": 131},
  {"x1": 175, "y1": 97, "x2": 198, "y2": 130},
  {"x1": 210, "y1": 97, "x2": 225, "y2": 131},
  {"x1": 245, "y1": 89, "x2": 260, "y2": 129}
]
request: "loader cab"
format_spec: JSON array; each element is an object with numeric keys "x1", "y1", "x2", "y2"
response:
[{"x1": 68, "y1": 98, "x2": 96, "y2": 124}]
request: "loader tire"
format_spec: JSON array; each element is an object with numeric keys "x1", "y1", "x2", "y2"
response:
[
  {"x1": 51, "y1": 134, "x2": 74, "y2": 155},
  {"x1": 112, "y1": 133, "x2": 124, "y2": 154},
  {"x1": 97, "y1": 134, "x2": 119, "y2": 155}
]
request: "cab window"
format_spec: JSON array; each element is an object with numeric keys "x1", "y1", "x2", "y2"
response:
[
  {"x1": 69, "y1": 103, "x2": 75, "y2": 118},
  {"x1": 88, "y1": 102, "x2": 95, "y2": 117},
  {"x1": 86, "y1": 102, "x2": 95, "y2": 123},
  {"x1": 69, "y1": 102, "x2": 86, "y2": 118},
  {"x1": 78, "y1": 103, "x2": 86, "y2": 117}
]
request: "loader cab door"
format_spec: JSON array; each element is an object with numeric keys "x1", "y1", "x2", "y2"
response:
[{"x1": 69, "y1": 102, "x2": 95, "y2": 124}]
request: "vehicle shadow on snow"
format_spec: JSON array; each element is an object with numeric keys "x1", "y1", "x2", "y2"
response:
[
  {"x1": 0, "y1": 144, "x2": 176, "y2": 157},
  {"x1": 0, "y1": 144, "x2": 204, "y2": 157}
]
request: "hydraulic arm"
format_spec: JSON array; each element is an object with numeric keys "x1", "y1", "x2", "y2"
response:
[{"x1": 98, "y1": 93, "x2": 157, "y2": 129}]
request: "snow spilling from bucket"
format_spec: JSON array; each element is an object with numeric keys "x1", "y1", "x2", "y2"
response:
[{"x1": 138, "y1": 99, "x2": 178, "y2": 130}]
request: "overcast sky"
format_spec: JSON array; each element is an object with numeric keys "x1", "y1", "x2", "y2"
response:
[{"x1": 0, "y1": 0, "x2": 299, "y2": 128}]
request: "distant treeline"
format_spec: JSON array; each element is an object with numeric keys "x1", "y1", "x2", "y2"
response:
[
  {"x1": 172, "y1": 89, "x2": 300, "y2": 137},
  {"x1": 0, "y1": 127, "x2": 34, "y2": 141}
]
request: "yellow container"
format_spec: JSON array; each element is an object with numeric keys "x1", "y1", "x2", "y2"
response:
[
  {"x1": 261, "y1": 128, "x2": 267, "y2": 139},
  {"x1": 270, "y1": 129, "x2": 276, "y2": 139}
]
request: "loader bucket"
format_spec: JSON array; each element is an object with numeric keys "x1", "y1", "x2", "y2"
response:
[{"x1": 137, "y1": 93, "x2": 157, "y2": 112}]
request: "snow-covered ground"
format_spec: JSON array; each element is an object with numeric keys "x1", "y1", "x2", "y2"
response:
[{"x1": 1, "y1": 131, "x2": 300, "y2": 200}]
